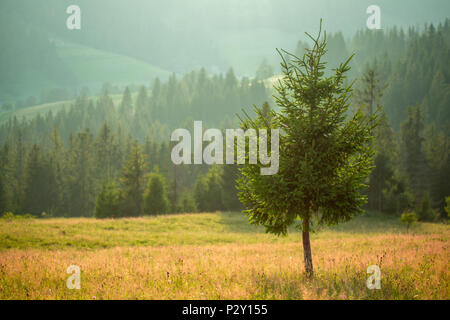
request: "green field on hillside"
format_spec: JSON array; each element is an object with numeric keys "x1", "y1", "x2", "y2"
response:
[
  {"x1": 0, "y1": 212, "x2": 448, "y2": 299},
  {"x1": 0, "y1": 92, "x2": 134, "y2": 124},
  {"x1": 55, "y1": 40, "x2": 171, "y2": 86},
  {"x1": 0, "y1": 39, "x2": 171, "y2": 103},
  {"x1": 0, "y1": 212, "x2": 447, "y2": 250}
]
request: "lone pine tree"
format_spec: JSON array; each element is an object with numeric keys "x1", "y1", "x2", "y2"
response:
[
  {"x1": 0, "y1": 170, "x2": 8, "y2": 214},
  {"x1": 355, "y1": 67, "x2": 385, "y2": 118},
  {"x1": 121, "y1": 140, "x2": 147, "y2": 217},
  {"x1": 356, "y1": 68, "x2": 392, "y2": 212},
  {"x1": 237, "y1": 23, "x2": 377, "y2": 277},
  {"x1": 94, "y1": 181, "x2": 122, "y2": 219},
  {"x1": 143, "y1": 172, "x2": 169, "y2": 215}
]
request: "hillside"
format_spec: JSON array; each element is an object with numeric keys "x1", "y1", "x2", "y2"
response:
[
  {"x1": 0, "y1": 10, "x2": 171, "y2": 104},
  {"x1": 54, "y1": 40, "x2": 171, "y2": 88},
  {"x1": 0, "y1": 93, "x2": 127, "y2": 124},
  {"x1": 5, "y1": 0, "x2": 450, "y2": 75}
]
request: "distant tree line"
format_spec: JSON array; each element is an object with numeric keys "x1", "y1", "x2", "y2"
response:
[
  {"x1": 0, "y1": 69, "x2": 261, "y2": 217},
  {"x1": 325, "y1": 22, "x2": 449, "y2": 132},
  {"x1": 0, "y1": 23, "x2": 449, "y2": 220},
  {"x1": 303, "y1": 22, "x2": 450, "y2": 220}
]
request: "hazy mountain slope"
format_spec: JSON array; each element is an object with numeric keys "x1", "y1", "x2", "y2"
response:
[
  {"x1": 55, "y1": 40, "x2": 171, "y2": 88},
  {"x1": 3, "y1": 0, "x2": 449, "y2": 76}
]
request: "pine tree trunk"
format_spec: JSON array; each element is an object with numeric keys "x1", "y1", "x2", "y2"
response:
[{"x1": 302, "y1": 218, "x2": 313, "y2": 277}]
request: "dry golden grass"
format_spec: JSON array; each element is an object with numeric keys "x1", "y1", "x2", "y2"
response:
[{"x1": 0, "y1": 212, "x2": 448, "y2": 299}]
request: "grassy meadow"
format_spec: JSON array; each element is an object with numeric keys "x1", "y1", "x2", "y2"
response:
[{"x1": 0, "y1": 212, "x2": 448, "y2": 300}]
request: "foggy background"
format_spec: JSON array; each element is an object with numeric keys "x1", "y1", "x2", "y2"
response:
[{"x1": 1, "y1": 0, "x2": 450, "y2": 102}]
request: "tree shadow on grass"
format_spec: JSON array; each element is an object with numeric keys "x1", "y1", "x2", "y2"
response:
[
  {"x1": 325, "y1": 212, "x2": 407, "y2": 234},
  {"x1": 217, "y1": 211, "x2": 268, "y2": 234},
  {"x1": 217, "y1": 211, "x2": 408, "y2": 235}
]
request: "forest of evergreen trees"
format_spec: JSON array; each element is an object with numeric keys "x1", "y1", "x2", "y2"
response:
[
  {"x1": 0, "y1": 68, "x2": 265, "y2": 217},
  {"x1": 0, "y1": 22, "x2": 449, "y2": 220}
]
